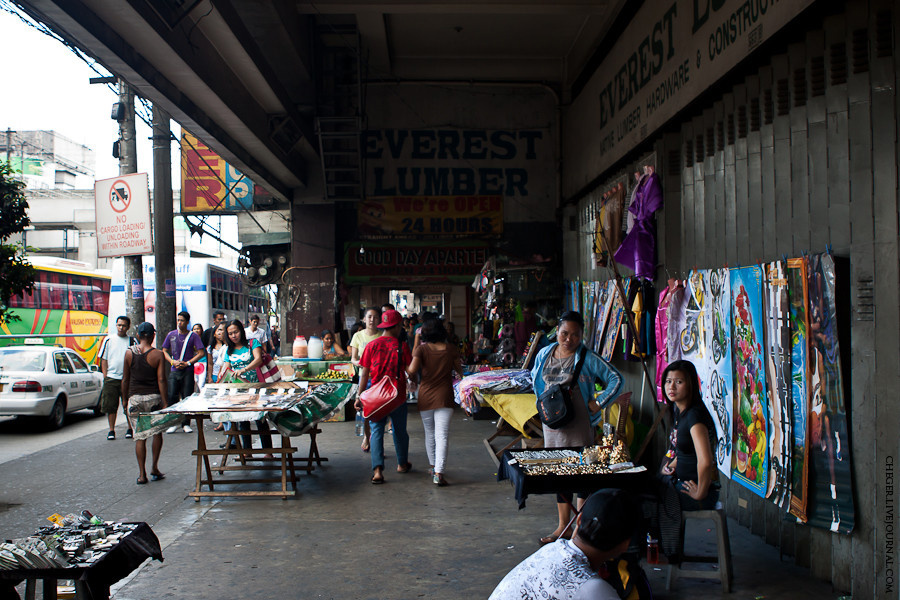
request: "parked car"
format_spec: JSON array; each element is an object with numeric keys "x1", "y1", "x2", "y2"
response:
[{"x1": 0, "y1": 345, "x2": 104, "y2": 429}]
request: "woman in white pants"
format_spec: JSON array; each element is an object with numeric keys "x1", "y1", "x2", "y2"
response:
[{"x1": 407, "y1": 318, "x2": 462, "y2": 486}]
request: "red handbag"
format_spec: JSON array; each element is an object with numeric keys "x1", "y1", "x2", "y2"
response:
[{"x1": 359, "y1": 342, "x2": 404, "y2": 421}]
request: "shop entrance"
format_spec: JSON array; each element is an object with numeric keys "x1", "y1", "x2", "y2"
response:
[{"x1": 347, "y1": 284, "x2": 471, "y2": 336}]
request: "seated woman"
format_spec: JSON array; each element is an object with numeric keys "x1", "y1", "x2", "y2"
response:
[
  {"x1": 531, "y1": 310, "x2": 624, "y2": 545},
  {"x1": 321, "y1": 329, "x2": 348, "y2": 359},
  {"x1": 658, "y1": 359, "x2": 719, "y2": 560}
]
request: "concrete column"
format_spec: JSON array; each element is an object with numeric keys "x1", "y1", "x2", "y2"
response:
[
  {"x1": 285, "y1": 203, "x2": 336, "y2": 342},
  {"x1": 152, "y1": 105, "x2": 177, "y2": 335}
]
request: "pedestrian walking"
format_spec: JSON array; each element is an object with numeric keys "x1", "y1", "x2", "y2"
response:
[
  {"x1": 350, "y1": 307, "x2": 382, "y2": 453},
  {"x1": 270, "y1": 324, "x2": 280, "y2": 356},
  {"x1": 354, "y1": 309, "x2": 412, "y2": 484},
  {"x1": 202, "y1": 311, "x2": 225, "y2": 347},
  {"x1": 121, "y1": 322, "x2": 168, "y2": 485},
  {"x1": 406, "y1": 318, "x2": 461, "y2": 486},
  {"x1": 98, "y1": 316, "x2": 136, "y2": 440},
  {"x1": 161, "y1": 311, "x2": 205, "y2": 434},
  {"x1": 245, "y1": 314, "x2": 272, "y2": 355},
  {"x1": 192, "y1": 323, "x2": 207, "y2": 390}
]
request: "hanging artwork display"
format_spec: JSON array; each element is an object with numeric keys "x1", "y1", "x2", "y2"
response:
[
  {"x1": 763, "y1": 261, "x2": 793, "y2": 511},
  {"x1": 601, "y1": 279, "x2": 631, "y2": 361},
  {"x1": 786, "y1": 258, "x2": 811, "y2": 522},
  {"x1": 593, "y1": 280, "x2": 616, "y2": 354},
  {"x1": 679, "y1": 270, "x2": 709, "y2": 368},
  {"x1": 730, "y1": 265, "x2": 769, "y2": 497},
  {"x1": 806, "y1": 253, "x2": 854, "y2": 533},
  {"x1": 703, "y1": 268, "x2": 734, "y2": 478}
]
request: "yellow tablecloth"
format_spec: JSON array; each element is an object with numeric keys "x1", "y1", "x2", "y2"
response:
[{"x1": 481, "y1": 392, "x2": 539, "y2": 438}]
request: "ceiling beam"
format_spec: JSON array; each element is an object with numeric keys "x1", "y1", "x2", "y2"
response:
[
  {"x1": 295, "y1": 0, "x2": 609, "y2": 15},
  {"x1": 356, "y1": 12, "x2": 392, "y2": 76}
]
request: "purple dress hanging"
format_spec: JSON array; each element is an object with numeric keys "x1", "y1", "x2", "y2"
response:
[{"x1": 614, "y1": 172, "x2": 663, "y2": 279}]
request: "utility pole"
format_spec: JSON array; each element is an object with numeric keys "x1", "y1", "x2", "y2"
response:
[
  {"x1": 5, "y1": 129, "x2": 10, "y2": 165},
  {"x1": 118, "y1": 79, "x2": 146, "y2": 336},
  {"x1": 152, "y1": 105, "x2": 176, "y2": 337}
]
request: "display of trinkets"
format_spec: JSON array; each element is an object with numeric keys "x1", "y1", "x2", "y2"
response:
[
  {"x1": 0, "y1": 510, "x2": 138, "y2": 571},
  {"x1": 511, "y1": 440, "x2": 643, "y2": 476}
]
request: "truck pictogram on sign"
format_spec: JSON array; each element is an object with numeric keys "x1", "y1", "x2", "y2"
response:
[{"x1": 109, "y1": 180, "x2": 131, "y2": 213}]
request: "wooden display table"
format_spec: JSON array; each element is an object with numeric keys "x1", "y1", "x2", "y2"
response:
[{"x1": 189, "y1": 414, "x2": 300, "y2": 500}]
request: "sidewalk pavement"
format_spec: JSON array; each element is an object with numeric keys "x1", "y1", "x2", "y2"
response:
[{"x1": 0, "y1": 408, "x2": 845, "y2": 599}]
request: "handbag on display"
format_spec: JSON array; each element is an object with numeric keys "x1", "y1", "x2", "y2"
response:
[
  {"x1": 255, "y1": 353, "x2": 282, "y2": 383},
  {"x1": 359, "y1": 342, "x2": 404, "y2": 422},
  {"x1": 536, "y1": 347, "x2": 586, "y2": 429}
]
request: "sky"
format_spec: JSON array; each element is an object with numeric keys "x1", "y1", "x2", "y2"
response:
[{"x1": 0, "y1": 7, "x2": 175, "y2": 186}]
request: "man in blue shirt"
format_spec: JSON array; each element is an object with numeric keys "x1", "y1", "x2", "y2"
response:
[{"x1": 161, "y1": 311, "x2": 205, "y2": 433}]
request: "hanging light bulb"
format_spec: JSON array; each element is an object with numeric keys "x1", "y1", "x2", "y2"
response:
[{"x1": 359, "y1": 245, "x2": 365, "y2": 255}]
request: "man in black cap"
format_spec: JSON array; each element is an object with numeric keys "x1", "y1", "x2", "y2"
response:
[{"x1": 489, "y1": 489, "x2": 639, "y2": 600}]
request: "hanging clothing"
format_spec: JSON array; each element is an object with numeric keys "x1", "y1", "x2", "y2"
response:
[
  {"x1": 594, "y1": 185, "x2": 626, "y2": 266},
  {"x1": 655, "y1": 281, "x2": 684, "y2": 403},
  {"x1": 624, "y1": 280, "x2": 656, "y2": 362},
  {"x1": 615, "y1": 172, "x2": 663, "y2": 280}
]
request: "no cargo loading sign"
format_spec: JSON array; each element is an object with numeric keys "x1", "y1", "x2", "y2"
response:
[{"x1": 95, "y1": 173, "x2": 153, "y2": 258}]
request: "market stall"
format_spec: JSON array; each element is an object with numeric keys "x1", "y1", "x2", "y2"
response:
[
  {"x1": 497, "y1": 443, "x2": 648, "y2": 510},
  {"x1": 0, "y1": 520, "x2": 162, "y2": 600},
  {"x1": 133, "y1": 381, "x2": 356, "y2": 500}
]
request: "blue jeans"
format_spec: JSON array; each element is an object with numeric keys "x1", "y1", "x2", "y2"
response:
[{"x1": 370, "y1": 402, "x2": 409, "y2": 471}]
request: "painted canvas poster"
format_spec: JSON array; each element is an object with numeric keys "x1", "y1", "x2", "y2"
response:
[
  {"x1": 806, "y1": 253, "x2": 854, "y2": 533},
  {"x1": 730, "y1": 265, "x2": 769, "y2": 497},
  {"x1": 786, "y1": 257, "x2": 811, "y2": 522},
  {"x1": 582, "y1": 282, "x2": 597, "y2": 350},
  {"x1": 702, "y1": 268, "x2": 734, "y2": 478},
  {"x1": 601, "y1": 279, "x2": 631, "y2": 361},
  {"x1": 593, "y1": 280, "x2": 616, "y2": 354},
  {"x1": 763, "y1": 261, "x2": 793, "y2": 510},
  {"x1": 680, "y1": 270, "x2": 709, "y2": 368}
]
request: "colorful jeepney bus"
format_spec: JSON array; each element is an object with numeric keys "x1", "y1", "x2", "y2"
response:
[{"x1": 2, "y1": 257, "x2": 111, "y2": 363}]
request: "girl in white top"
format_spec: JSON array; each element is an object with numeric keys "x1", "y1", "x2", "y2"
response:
[{"x1": 349, "y1": 307, "x2": 382, "y2": 452}]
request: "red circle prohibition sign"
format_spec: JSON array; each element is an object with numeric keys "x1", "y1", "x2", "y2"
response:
[{"x1": 109, "y1": 180, "x2": 132, "y2": 213}]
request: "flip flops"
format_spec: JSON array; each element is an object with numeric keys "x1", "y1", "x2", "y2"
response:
[
  {"x1": 371, "y1": 474, "x2": 385, "y2": 484},
  {"x1": 136, "y1": 477, "x2": 148, "y2": 485},
  {"x1": 150, "y1": 473, "x2": 165, "y2": 481},
  {"x1": 397, "y1": 462, "x2": 412, "y2": 474}
]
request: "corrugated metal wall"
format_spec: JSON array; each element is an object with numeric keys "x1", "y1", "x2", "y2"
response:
[
  {"x1": 667, "y1": 2, "x2": 896, "y2": 595},
  {"x1": 568, "y1": 2, "x2": 899, "y2": 596}
]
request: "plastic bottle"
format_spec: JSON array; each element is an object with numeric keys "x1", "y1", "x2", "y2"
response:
[
  {"x1": 292, "y1": 336, "x2": 308, "y2": 358},
  {"x1": 307, "y1": 335, "x2": 324, "y2": 360},
  {"x1": 355, "y1": 410, "x2": 364, "y2": 436},
  {"x1": 646, "y1": 533, "x2": 659, "y2": 564}
]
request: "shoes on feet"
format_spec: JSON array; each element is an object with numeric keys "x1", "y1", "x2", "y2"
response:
[
  {"x1": 182, "y1": 424, "x2": 193, "y2": 434},
  {"x1": 165, "y1": 426, "x2": 178, "y2": 434},
  {"x1": 124, "y1": 429, "x2": 133, "y2": 439},
  {"x1": 107, "y1": 431, "x2": 115, "y2": 440},
  {"x1": 433, "y1": 474, "x2": 448, "y2": 486}
]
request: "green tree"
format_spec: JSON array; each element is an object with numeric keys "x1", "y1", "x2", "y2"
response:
[{"x1": 0, "y1": 162, "x2": 35, "y2": 324}]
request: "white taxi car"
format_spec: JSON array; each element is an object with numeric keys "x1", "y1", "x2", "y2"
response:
[{"x1": 0, "y1": 345, "x2": 104, "y2": 429}]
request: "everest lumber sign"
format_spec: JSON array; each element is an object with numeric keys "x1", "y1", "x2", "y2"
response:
[{"x1": 564, "y1": 0, "x2": 815, "y2": 194}]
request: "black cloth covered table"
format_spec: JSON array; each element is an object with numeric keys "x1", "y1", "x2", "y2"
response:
[
  {"x1": 0, "y1": 522, "x2": 162, "y2": 599},
  {"x1": 498, "y1": 448, "x2": 650, "y2": 509}
]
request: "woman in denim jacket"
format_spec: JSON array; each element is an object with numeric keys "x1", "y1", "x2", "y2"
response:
[{"x1": 531, "y1": 311, "x2": 624, "y2": 545}]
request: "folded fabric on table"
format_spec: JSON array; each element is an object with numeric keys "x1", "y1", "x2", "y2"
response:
[
  {"x1": 271, "y1": 382, "x2": 357, "y2": 436},
  {"x1": 454, "y1": 369, "x2": 533, "y2": 414}
]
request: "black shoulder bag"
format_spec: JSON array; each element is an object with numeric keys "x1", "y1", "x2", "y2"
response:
[{"x1": 536, "y1": 347, "x2": 587, "y2": 429}]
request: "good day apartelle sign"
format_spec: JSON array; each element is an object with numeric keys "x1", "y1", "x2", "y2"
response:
[{"x1": 95, "y1": 173, "x2": 153, "y2": 258}]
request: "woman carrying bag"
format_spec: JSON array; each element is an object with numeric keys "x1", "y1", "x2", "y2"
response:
[
  {"x1": 406, "y1": 318, "x2": 462, "y2": 486},
  {"x1": 354, "y1": 310, "x2": 412, "y2": 484},
  {"x1": 221, "y1": 319, "x2": 273, "y2": 458},
  {"x1": 531, "y1": 311, "x2": 624, "y2": 545}
]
